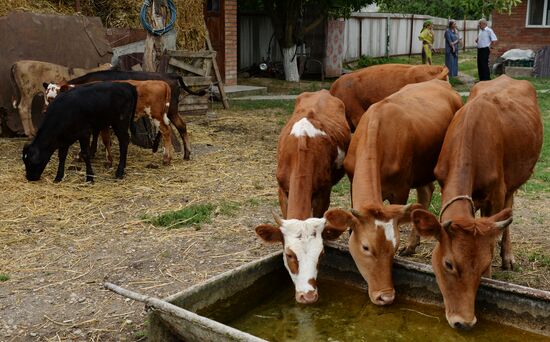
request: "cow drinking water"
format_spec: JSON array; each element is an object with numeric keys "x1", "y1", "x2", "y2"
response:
[{"x1": 255, "y1": 90, "x2": 351, "y2": 304}]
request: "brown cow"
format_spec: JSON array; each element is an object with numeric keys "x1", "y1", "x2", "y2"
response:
[
  {"x1": 10, "y1": 60, "x2": 111, "y2": 137},
  {"x1": 411, "y1": 75, "x2": 543, "y2": 330},
  {"x1": 330, "y1": 64, "x2": 449, "y2": 130},
  {"x1": 324, "y1": 79, "x2": 462, "y2": 306},
  {"x1": 49, "y1": 80, "x2": 174, "y2": 165},
  {"x1": 255, "y1": 90, "x2": 351, "y2": 304}
]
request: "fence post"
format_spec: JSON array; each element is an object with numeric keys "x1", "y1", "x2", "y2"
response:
[
  {"x1": 463, "y1": 17, "x2": 467, "y2": 52},
  {"x1": 408, "y1": 14, "x2": 414, "y2": 59},
  {"x1": 385, "y1": 15, "x2": 390, "y2": 58},
  {"x1": 359, "y1": 18, "x2": 363, "y2": 58}
]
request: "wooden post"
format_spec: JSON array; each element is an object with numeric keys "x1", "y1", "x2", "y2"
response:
[
  {"x1": 75, "y1": 0, "x2": 81, "y2": 12},
  {"x1": 143, "y1": 0, "x2": 166, "y2": 72},
  {"x1": 204, "y1": 23, "x2": 230, "y2": 109},
  {"x1": 408, "y1": 14, "x2": 414, "y2": 59}
]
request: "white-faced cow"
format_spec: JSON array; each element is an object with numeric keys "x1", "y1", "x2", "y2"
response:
[
  {"x1": 22, "y1": 82, "x2": 138, "y2": 182},
  {"x1": 411, "y1": 75, "x2": 543, "y2": 330},
  {"x1": 324, "y1": 79, "x2": 462, "y2": 306},
  {"x1": 10, "y1": 60, "x2": 111, "y2": 137},
  {"x1": 47, "y1": 80, "x2": 174, "y2": 165},
  {"x1": 330, "y1": 64, "x2": 449, "y2": 131},
  {"x1": 255, "y1": 90, "x2": 351, "y2": 304}
]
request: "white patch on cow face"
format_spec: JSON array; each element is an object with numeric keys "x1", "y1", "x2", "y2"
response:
[
  {"x1": 290, "y1": 118, "x2": 327, "y2": 138},
  {"x1": 163, "y1": 113, "x2": 170, "y2": 126},
  {"x1": 144, "y1": 106, "x2": 152, "y2": 116},
  {"x1": 279, "y1": 217, "x2": 326, "y2": 293},
  {"x1": 152, "y1": 119, "x2": 161, "y2": 129},
  {"x1": 45, "y1": 84, "x2": 60, "y2": 104},
  {"x1": 335, "y1": 147, "x2": 345, "y2": 168},
  {"x1": 375, "y1": 219, "x2": 397, "y2": 248}
]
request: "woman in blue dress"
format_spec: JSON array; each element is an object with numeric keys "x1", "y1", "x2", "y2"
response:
[{"x1": 444, "y1": 20, "x2": 462, "y2": 77}]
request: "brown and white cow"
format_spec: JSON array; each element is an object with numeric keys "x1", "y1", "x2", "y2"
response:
[
  {"x1": 324, "y1": 79, "x2": 462, "y2": 306},
  {"x1": 330, "y1": 64, "x2": 449, "y2": 131},
  {"x1": 255, "y1": 90, "x2": 351, "y2": 304},
  {"x1": 48, "y1": 80, "x2": 174, "y2": 165},
  {"x1": 10, "y1": 60, "x2": 111, "y2": 137},
  {"x1": 411, "y1": 75, "x2": 543, "y2": 330}
]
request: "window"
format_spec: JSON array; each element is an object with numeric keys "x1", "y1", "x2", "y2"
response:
[
  {"x1": 527, "y1": 0, "x2": 550, "y2": 26},
  {"x1": 206, "y1": 0, "x2": 220, "y2": 14}
]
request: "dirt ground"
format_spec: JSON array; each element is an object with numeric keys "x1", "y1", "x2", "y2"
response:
[{"x1": 0, "y1": 104, "x2": 548, "y2": 341}]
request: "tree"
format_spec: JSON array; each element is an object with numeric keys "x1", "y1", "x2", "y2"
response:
[
  {"x1": 240, "y1": 0, "x2": 375, "y2": 81},
  {"x1": 377, "y1": 0, "x2": 522, "y2": 20}
]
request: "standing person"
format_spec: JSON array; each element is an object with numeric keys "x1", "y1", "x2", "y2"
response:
[
  {"x1": 445, "y1": 20, "x2": 462, "y2": 77},
  {"x1": 475, "y1": 18, "x2": 497, "y2": 81},
  {"x1": 419, "y1": 20, "x2": 435, "y2": 65}
]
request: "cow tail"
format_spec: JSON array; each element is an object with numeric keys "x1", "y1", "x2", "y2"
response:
[
  {"x1": 10, "y1": 64, "x2": 21, "y2": 109},
  {"x1": 176, "y1": 76, "x2": 207, "y2": 96}
]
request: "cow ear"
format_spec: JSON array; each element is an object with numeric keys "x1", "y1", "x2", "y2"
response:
[
  {"x1": 397, "y1": 203, "x2": 424, "y2": 225},
  {"x1": 43, "y1": 82, "x2": 49, "y2": 90},
  {"x1": 324, "y1": 208, "x2": 355, "y2": 237},
  {"x1": 411, "y1": 209, "x2": 442, "y2": 241},
  {"x1": 255, "y1": 224, "x2": 283, "y2": 243},
  {"x1": 60, "y1": 84, "x2": 70, "y2": 92}
]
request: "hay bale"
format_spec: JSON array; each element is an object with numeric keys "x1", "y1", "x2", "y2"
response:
[{"x1": 0, "y1": 0, "x2": 206, "y2": 50}]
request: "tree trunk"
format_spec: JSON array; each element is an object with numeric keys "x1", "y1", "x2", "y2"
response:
[{"x1": 282, "y1": 45, "x2": 300, "y2": 82}]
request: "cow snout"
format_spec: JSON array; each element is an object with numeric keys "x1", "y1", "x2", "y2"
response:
[
  {"x1": 295, "y1": 290, "x2": 318, "y2": 304},
  {"x1": 372, "y1": 289, "x2": 395, "y2": 306},
  {"x1": 447, "y1": 315, "x2": 477, "y2": 330}
]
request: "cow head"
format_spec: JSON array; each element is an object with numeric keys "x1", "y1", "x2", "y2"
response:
[
  {"x1": 22, "y1": 143, "x2": 49, "y2": 181},
  {"x1": 255, "y1": 211, "x2": 347, "y2": 304},
  {"x1": 325, "y1": 203, "x2": 421, "y2": 306},
  {"x1": 43, "y1": 82, "x2": 73, "y2": 105},
  {"x1": 411, "y1": 208, "x2": 513, "y2": 330}
]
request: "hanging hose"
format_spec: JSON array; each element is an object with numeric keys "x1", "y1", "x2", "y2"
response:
[{"x1": 140, "y1": 0, "x2": 177, "y2": 36}]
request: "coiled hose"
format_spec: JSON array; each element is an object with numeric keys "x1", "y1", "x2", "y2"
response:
[{"x1": 140, "y1": 0, "x2": 177, "y2": 36}]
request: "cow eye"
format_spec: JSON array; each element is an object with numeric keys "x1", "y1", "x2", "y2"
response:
[
  {"x1": 363, "y1": 245, "x2": 369, "y2": 252},
  {"x1": 444, "y1": 260, "x2": 453, "y2": 271},
  {"x1": 286, "y1": 253, "x2": 294, "y2": 260}
]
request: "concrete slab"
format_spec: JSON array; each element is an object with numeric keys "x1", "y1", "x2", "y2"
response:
[
  {"x1": 213, "y1": 85, "x2": 267, "y2": 99},
  {"x1": 232, "y1": 94, "x2": 298, "y2": 101}
]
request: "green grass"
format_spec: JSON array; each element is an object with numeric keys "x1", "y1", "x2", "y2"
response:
[
  {"x1": 527, "y1": 250, "x2": 550, "y2": 268},
  {"x1": 144, "y1": 204, "x2": 214, "y2": 229},
  {"x1": 218, "y1": 201, "x2": 240, "y2": 217},
  {"x1": 0, "y1": 274, "x2": 9, "y2": 282}
]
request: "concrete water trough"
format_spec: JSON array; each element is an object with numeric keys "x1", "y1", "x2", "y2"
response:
[{"x1": 114, "y1": 243, "x2": 549, "y2": 341}]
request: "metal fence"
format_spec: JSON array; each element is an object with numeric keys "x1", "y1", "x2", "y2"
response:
[
  {"x1": 343, "y1": 13, "x2": 484, "y2": 61},
  {"x1": 238, "y1": 12, "x2": 485, "y2": 70}
]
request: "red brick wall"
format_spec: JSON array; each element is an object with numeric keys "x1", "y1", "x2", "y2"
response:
[
  {"x1": 224, "y1": 0, "x2": 238, "y2": 85},
  {"x1": 492, "y1": 2, "x2": 550, "y2": 62}
]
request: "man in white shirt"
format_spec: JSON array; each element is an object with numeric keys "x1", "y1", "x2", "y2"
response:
[{"x1": 475, "y1": 18, "x2": 498, "y2": 81}]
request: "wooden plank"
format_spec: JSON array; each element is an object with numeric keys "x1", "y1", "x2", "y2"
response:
[
  {"x1": 181, "y1": 76, "x2": 213, "y2": 86},
  {"x1": 169, "y1": 58, "x2": 206, "y2": 76},
  {"x1": 204, "y1": 23, "x2": 229, "y2": 109},
  {"x1": 167, "y1": 50, "x2": 216, "y2": 58}
]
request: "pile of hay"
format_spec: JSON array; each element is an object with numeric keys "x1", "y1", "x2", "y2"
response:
[{"x1": 0, "y1": 0, "x2": 206, "y2": 50}]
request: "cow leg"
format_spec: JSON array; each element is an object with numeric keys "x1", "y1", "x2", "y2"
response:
[
  {"x1": 278, "y1": 187, "x2": 288, "y2": 219},
  {"x1": 500, "y1": 194, "x2": 515, "y2": 270},
  {"x1": 399, "y1": 183, "x2": 434, "y2": 256},
  {"x1": 100, "y1": 128, "x2": 113, "y2": 168},
  {"x1": 312, "y1": 188, "x2": 331, "y2": 218},
  {"x1": 168, "y1": 112, "x2": 191, "y2": 160},
  {"x1": 78, "y1": 136, "x2": 95, "y2": 183},
  {"x1": 54, "y1": 145, "x2": 70, "y2": 183},
  {"x1": 113, "y1": 128, "x2": 130, "y2": 179},
  {"x1": 345, "y1": 100, "x2": 367, "y2": 132},
  {"x1": 90, "y1": 130, "x2": 100, "y2": 159},
  {"x1": 159, "y1": 123, "x2": 173, "y2": 165},
  {"x1": 18, "y1": 98, "x2": 36, "y2": 137}
]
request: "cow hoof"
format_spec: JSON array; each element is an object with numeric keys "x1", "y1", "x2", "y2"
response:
[
  {"x1": 54, "y1": 177, "x2": 62, "y2": 183},
  {"x1": 115, "y1": 172, "x2": 124, "y2": 179},
  {"x1": 398, "y1": 246, "x2": 416, "y2": 257},
  {"x1": 502, "y1": 257, "x2": 515, "y2": 270},
  {"x1": 104, "y1": 162, "x2": 113, "y2": 168},
  {"x1": 162, "y1": 160, "x2": 171, "y2": 166},
  {"x1": 183, "y1": 152, "x2": 191, "y2": 161},
  {"x1": 86, "y1": 176, "x2": 94, "y2": 183}
]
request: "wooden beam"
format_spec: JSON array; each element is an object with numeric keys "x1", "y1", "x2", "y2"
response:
[
  {"x1": 168, "y1": 58, "x2": 206, "y2": 76},
  {"x1": 204, "y1": 23, "x2": 229, "y2": 109},
  {"x1": 166, "y1": 50, "x2": 217, "y2": 58},
  {"x1": 181, "y1": 76, "x2": 214, "y2": 86}
]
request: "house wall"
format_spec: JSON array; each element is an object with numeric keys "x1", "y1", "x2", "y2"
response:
[
  {"x1": 224, "y1": 0, "x2": 237, "y2": 85},
  {"x1": 492, "y1": 2, "x2": 550, "y2": 61}
]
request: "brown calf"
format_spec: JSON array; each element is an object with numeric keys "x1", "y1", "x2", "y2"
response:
[
  {"x1": 325, "y1": 79, "x2": 462, "y2": 306},
  {"x1": 412, "y1": 75, "x2": 543, "y2": 330},
  {"x1": 330, "y1": 64, "x2": 449, "y2": 131},
  {"x1": 255, "y1": 90, "x2": 351, "y2": 304}
]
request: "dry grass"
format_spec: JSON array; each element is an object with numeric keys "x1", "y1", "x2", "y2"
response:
[
  {"x1": 0, "y1": 103, "x2": 548, "y2": 340},
  {"x1": 0, "y1": 0, "x2": 206, "y2": 50}
]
